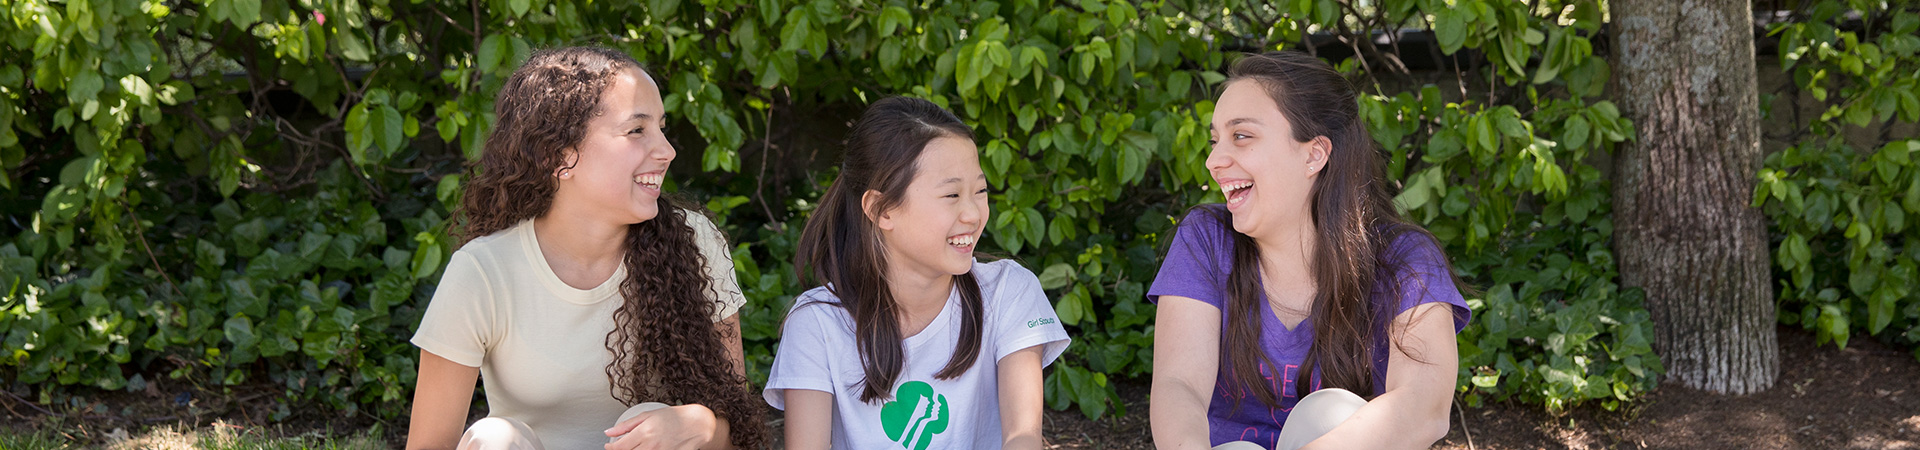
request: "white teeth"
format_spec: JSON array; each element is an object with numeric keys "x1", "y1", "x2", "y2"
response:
[
  {"x1": 634, "y1": 173, "x2": 663, "y2": 187},
  {"x1": 1221, "y1": 181, "x2": 1253, "y2": 194},
  {"x1": 947, "y1": 235, "x2": 975, "y2": 247}
]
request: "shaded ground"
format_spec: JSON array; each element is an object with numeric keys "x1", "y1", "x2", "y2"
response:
[
  {"x1": 1042, "y1": 324, "x2": 1920, "y2": 450},
  {"x1": 6, "y1": 324, "x2": 1917, "y2": 449}
]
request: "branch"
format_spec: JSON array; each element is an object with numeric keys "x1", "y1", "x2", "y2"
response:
[
  {"x1": 427, "y1": 2, "x2": 478, "y2": 38},
  {"x1": 121, "y1": 200, "x2": 188, "y2": 299}
]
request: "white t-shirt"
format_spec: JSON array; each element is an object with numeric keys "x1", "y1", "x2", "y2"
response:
[
  {"x1": 411, "y1": 211, "x2": 745, "y2": 450},
  {"x1": 763, "y1": 259, "x2": 1071, "y2": 450}
]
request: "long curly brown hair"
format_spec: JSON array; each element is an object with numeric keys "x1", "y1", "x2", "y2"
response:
[{"x1": 450, "y1": 46, "x2": 765, "y2": 449}]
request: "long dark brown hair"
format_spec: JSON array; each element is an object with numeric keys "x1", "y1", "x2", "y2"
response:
[
  {"x1": 1203, "y1": 51, "x2": 1465, "y2": 410},
  {"x1": 793, "y1": 97, "x2": 987, "y2": 403},
  {"x1": 450, "y1": 46, "x2": 765, "y2": 449}
]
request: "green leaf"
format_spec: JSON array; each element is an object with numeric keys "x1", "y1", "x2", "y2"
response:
[
  {"x1": 1563, "y1": 114, "x2": 1590, "y2": 150},
  {"x1": 1038, "y1": 263, "x2": 1075, "y2": 290},
  {"x1": 67, "y1": 71, "x2": 103, "y2": 106},
  {"x1": 410, "y1": 232, "x2": 443, "y2": 280},
  {"x1": 231, "y1": 0, "x2": 261, "y2": 27},
  {"x1": 336, "y1": 30, "x2": 372, "y2": 62},
  {"x1": 1867, "y1": 288, "x2": 1896, "y2": 334},
  {"x1": 648, "y1": 0, "x2": 681, "y2": 18},
  {"x1": 1394, "y1": 167, "x2": 1438, "y2": 212},
  {"x1": 1434, "y1": 7, "x2": 1468, "y2": 54},
  {"x1": 1819, "y1": 305, "x2": 1850, "y2": 348},
  {"x1": 224, "y1": 315, "x2": 257, "y2": 348},
  {"x1": 1473, "y1": 115, "x2": 1496, "y2": 153},
  {"x1": 1057, "y1": 287, "x2": 1084, "y2": 325},
  {"x1": 375, "y1": 105, "x2": 404, "y2": 155},
  {"x1": 1199, "y1": 71, "x2": 1226, "y2": 85},
  {"x1": 1905, "y1": 171, "x2": 1920, "y2": 213},
  {"x1": 1787, "y1": 233, "x2": 1812, "y2": 270},
  {"x1": 1882, "y1": 140, "x2": 1914, "y2": 166},
  {"x1": 437, "y1": 175, "x2": 463, "y2": 206},
  {"x1": 878, "y1": 40, "x2": 902, "y2": 73},
  {"x1": 879, "y1": 6, "x2": 911, "y2": 36},
  {"x1": 478, "y1": 34, "x2": 506, "y2": 73},
  {"x1": 1022, "y1": 207, "x2": 1045, "y2": 246},
  {"x1": 1494, "y1": 107, "x2": 1527, "y2": 137}
]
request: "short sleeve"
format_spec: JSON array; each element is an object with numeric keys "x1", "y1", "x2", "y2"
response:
[
  {"x1": 984, "y1": 262, "x2": 1071, "y2": 367},
  {"x1": 688, "y1": 211, "x2": 747, "y2": 323},
  {"x1": 411, "y1": 251, "x2": 496, "y2": 368},
  {"x1": 1384, "y1": 232, "x2": 1472, "y2": 333},
  {"x1": 763, "y1": 300, "x2": 840, "y2": 409},
  {"x1": 1147, "y1": 208, "x2": 1230, "y2": 309}
]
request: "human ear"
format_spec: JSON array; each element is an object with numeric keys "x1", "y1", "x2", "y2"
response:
[
  {"x1": 1305, "y1": 136, "x2": 1332, "y2": 175},
  {"x1": 555, "y1": 148, "x2": 581, "y2": 179},
  {"x1": 862, "y1": 190, "x2": 894, "y2": 231}
]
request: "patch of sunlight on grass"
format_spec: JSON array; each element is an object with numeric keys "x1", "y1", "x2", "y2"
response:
[
  {"x1": 0, "y1": 429, "x2": 76, "y2": 450},
  {"x1": 5, "y1": 421, "x2": 386, "y2": 450}
]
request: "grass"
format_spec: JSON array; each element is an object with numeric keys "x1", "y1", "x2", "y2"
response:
[{"x1": 0, "y1": 423, "x2": 389, "y2": 450}]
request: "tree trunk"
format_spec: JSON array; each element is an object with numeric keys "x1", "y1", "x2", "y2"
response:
[{"x1": 1609, "y1": 0, "x2": 1778, "y2": 395}]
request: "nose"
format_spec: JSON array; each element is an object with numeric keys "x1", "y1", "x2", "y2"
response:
[
  {"x1": 1204, "y1": 141, "x2": 1230, "y2": 174},
  {"x1": 652, "y1": 132, "x2": 676, "y2": 162},
  {"x1": 961, "y1": 194, "x2": 986, "y2": 226}
]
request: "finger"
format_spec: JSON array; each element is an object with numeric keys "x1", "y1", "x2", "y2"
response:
[
  {"x1": 605, "y1": 410, "x2": 655, "y2": 437},
  {"x1": 603, "y1": 429, "x2": 642, "y2": 450}
]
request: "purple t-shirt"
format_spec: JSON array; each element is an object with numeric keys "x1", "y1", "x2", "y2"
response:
[{"x1": 1147, "y1": 205, "x2": 1471, "y2": 448}]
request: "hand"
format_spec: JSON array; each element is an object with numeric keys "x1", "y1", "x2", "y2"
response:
[{"x1": 603, "y1": 404, "x2": 718, "y2": 450}]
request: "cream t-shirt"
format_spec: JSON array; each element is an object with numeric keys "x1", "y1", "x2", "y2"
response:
[{"x1": 411, "y1": 211, "x2": 746, "y2": 450}]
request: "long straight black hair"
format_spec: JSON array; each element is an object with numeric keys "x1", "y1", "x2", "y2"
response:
[
  {"x1": 793, "y1": 97, "x2": 987, "y2": 403},
  {"x1": 1203, "y1": 51, "x2": 1466, "y2": 410}
]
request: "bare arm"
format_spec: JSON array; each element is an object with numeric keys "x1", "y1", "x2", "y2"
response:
[
  {"x1": 406, "y1": 350, "x2": 479, "y2": 450},
  {"x1": 1298, "y1": 303, "x2": 1458, "y2": 450},
  {"x1": 1150, "y1": 296, "x2": 1223, "y2": 450},
  {"x1": 996, "y1": 345, "x2": 1046, "y2": 450},
  {"x1": 782, "y1": 390, "x2": 834, "y2": 450}
]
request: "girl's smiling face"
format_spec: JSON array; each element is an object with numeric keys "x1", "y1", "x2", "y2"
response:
[
  {"x1": 553, "y1": 68, "x2": 675, "y2": 225},
  {"x1": 1206, "y1": 79, "x2": 1329, "y2": 238},
  {"x1": 872, "y1": 136, "x2": 991, "y2": 279}
]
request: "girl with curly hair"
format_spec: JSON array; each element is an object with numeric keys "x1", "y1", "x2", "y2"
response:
[
  {"x1": 405, "y1": 46, "x2": 765, "y2": 450},
  {"x1": 764, "y1": 97, "x2": 1071, "y2": 450}
]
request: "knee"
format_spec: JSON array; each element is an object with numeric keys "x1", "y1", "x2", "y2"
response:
[
  {"x1": 1298, "y1": 388, "x2": 1366, "y2": 412},
  {"x1": 459, "y1": 417, "x2": 541, "y2": 450}
]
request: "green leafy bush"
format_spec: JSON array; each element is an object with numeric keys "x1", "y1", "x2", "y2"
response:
[
  {"x1": 0, "y1": 0, "x2": 1668, "y2": 421},
  {"x1": 1759, "y1": 0, "x2": 1920, "y2": 358}
]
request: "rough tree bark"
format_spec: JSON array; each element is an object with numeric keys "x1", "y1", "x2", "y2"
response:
[{"x1": 1609, "y1": 0, "x2": 1778, "y2": 394}]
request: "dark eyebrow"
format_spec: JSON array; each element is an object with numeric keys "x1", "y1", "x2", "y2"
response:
[
  {"x1": 1208, "y1": 117, "x2": 1262, "y2": 130},
  {"x1": 939, "y1": 174, "x2": 989, "y2": 185}
]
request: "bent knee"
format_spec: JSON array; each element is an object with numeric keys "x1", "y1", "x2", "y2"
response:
[{"x1": 459, "y1": 417, "x2": 543, "y2": 450}]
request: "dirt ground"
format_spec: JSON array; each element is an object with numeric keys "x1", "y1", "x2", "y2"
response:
[
  {"x1": 6, "y1": 324, "x2": 1917, "y2": 449},
  {"x1": 1041, "y1": 324, "x2": 1920, "y2": 450}
]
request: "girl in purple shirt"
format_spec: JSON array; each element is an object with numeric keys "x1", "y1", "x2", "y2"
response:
[{"x1": 1147, "y1": 51, "x2": 1472, "y2": 450}]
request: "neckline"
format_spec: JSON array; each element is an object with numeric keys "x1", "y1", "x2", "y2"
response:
[
  {"x1": 902, "y1": 286, "x2": 961, "y2": 348},
  {"x1": 1256, "y1": 275, "x2": 1313, "y2": 333},
  {"x1": 520, "y1": 219, "x2": 625, "y2": 305}
]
